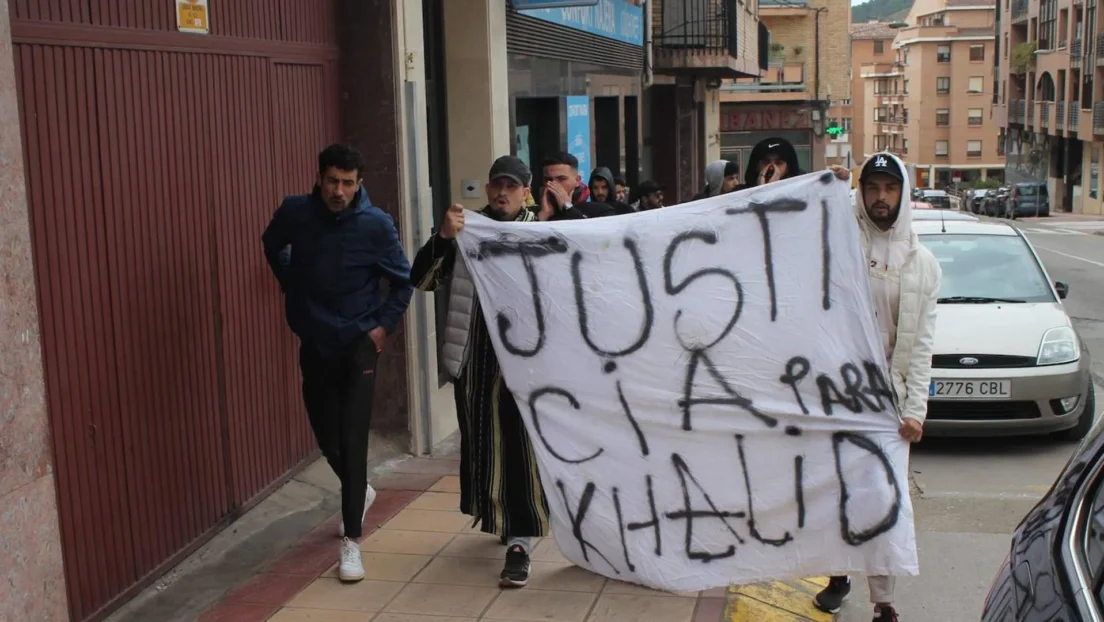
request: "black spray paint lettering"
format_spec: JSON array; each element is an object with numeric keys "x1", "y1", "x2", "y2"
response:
[
  {"x1": 832, "y1": 432, "x2": 902, "y2": 545},
  {"x1": 665, "y1": 453, "x2": 746, "y2": 561},
  {"x1": 679, "y1": 349, "x2": 778, "y2": 431},
  {"x1": 616, "y1": 380, "x2": 649, "y2": 457},
  {"x1": 555, "y1": 480, "x2": 620, "y2": 574},
  {"x1": 572, "y1": 238, "x2": 653, "y2": 363},
  {"x1": 821, "y1": 198, "x2": 832, "y2": 311},
  {"x1": 779, "y1": 360, "x2": 896, "y2": 416},
  {"x1": 559, "y1": 438, "x2": 899, "y2": 570},
  {"x1": 779, "y1": 356, "x2": 811, "y2": 415},
  {"x1": 735, "y1": 434, "x2": 793, "y2": 546},
  {"x1": 795, "y1": 455, "x2": 806, "y2": 529},
  {"x1": 613, "y1": 474, "x2": 662, "y2": 572},
  {"x1": 471, "y1": 236, "x2": 569, "y2": 357},
  {"x1": 527, "y1": 387, "x2": 604, "y2": 464},
  {"x1": 727, "y1": 195, "x2": 809, "y2": 322},
  {"x1": 662, "y1": 230, "x2": 745, "y2": 350}
]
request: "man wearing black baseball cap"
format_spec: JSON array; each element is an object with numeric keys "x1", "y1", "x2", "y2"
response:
[
  {"x1": 812, "y1": 151, "x2": 941, "y2": 622},
  {"x1": 409, "y1": 154, "x2": 584, "y2": 591}
]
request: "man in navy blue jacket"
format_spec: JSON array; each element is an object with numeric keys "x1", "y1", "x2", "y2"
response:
[{"x1": 262, "y1": 144, "x2": 413, "y2": 582}]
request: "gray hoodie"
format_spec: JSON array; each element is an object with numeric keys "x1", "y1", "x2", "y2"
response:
[{"x1": 704, "y1": 160, "x2": 728, "y2": 197}]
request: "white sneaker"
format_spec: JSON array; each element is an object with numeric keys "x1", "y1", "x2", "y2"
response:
[
  {"x1": 337, "y1": 484, "x2": 378, "y2": 537},
  {"x1": 338, "y1": 537, "x2": 365, "y2": 582}
]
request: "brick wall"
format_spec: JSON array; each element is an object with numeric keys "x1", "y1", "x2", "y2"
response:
[{"x1": 761, "y1": 0, "x2": 850, "y2": 101}]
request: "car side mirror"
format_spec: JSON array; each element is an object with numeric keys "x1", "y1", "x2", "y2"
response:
[{"x1": 1055, "y1": 281, "x2": 1070, "y2": 299}]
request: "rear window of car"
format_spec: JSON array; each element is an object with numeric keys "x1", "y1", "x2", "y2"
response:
[
  {"x1": 918, "y1": 233, "x2": 1056, "y2": 303},
  {"x1": 923, "y1": 190, "x2": 948, "y2": 197},
  {"x1": 1017, "y1": 184, "x2": 1046, "y2": 196}
]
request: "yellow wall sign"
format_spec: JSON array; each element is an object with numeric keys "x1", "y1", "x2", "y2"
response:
[{"x1": 177, "y1": 0, "x2": 209, "y2": 34}]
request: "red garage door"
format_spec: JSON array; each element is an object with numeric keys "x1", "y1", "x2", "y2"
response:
[{"x1": 11, "y1": 2, "x2": 340, "y2": 619}]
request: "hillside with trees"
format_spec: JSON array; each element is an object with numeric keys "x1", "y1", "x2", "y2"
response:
[{"x1": 852, "y1": 0, "x2": 914, "y2": 23}]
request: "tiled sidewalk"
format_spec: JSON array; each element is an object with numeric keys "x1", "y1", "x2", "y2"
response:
[{"x1": 197, "y1": 460, "x2": 832, "y2": 622}]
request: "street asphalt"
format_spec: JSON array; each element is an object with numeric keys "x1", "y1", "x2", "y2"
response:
[{"x1": 834, "y1": 212, "x2": 1104, "y2": 622}]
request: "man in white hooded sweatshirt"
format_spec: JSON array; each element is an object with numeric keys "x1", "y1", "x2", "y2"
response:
[{"x1": 813, "y1": 153, "x2": 942, "y2": 622}]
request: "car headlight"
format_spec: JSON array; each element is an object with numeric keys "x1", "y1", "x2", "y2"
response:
[{"x1": 1037, "y1": 326, "x2": 1080, "y2": 365}]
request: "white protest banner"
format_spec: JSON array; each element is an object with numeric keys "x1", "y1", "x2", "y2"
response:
[{"x1": 455, "y1": 173, "x2": 918, "y2": 592}]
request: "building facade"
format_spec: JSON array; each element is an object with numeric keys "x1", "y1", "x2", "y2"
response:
[
  {"x1": 995, "y1": 0, "x2": 1102, "y2": 213},
  {"x1": 648, "y1": 0, "x2": 765, "y2": 202},
  {"x1": 505, "y1": 1, "x2": 645, "y2": 189},
  {"x1": 873, "y1": 0, "x2": 1005, "y2": 188},
  {"x1": 851, "y1": 21, "x2": 899, "y2": 165},
  {"x1": 719, "y1": 0, "x2": 851, "y2": 177}
]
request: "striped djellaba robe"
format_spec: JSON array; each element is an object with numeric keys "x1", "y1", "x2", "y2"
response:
[{"x1": 409, "y1": 206, "x2": 550, "y2": 538}]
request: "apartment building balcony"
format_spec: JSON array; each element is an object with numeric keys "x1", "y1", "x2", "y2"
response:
[
  {"x1": 1037, "y1": 101, "x2": 1050, "y2": 129},
  {"x1": 876, "y1": 92, "x2": 906, "y2": 104},
  {"x1": 992, "y1": 103, "x2": 1007, "y2": 126},
  {"x1": 1094, "y1": 101, "x2": 1104, "y2": 135},
  {"x1": 1071, "y1": 39, "x2": 1083, "y2": 67},
  {"x1": 653, "y1": 0, "x2": 760, "y2": 78},
  {"x1": 1057, "y1": 101, "x2": 1066, "y2": 129},
  {"x1": 720, "y1": 62, "x2": 807, "y2": 102},
  {"x1": 1097, "y1": 33, "x2": 1104, "y2": 64},
  {"x1": 1068, "y1": 102, "x2": 1080, "y2": 131},
  {"x1": 1011, "y1": 0, "x2": 1028, "y2": 23},
  {"x1": 860, "y1": 62, "x2": 904, "y2": 78},
  {"x1": 1008, "y1": 99, "x2": 1027, "y2": 124}
]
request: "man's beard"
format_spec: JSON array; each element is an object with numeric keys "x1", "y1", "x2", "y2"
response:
[
  {"x1": 486, "y1": 201, "x2": 514, "y2": 221},
  {"x1": 868, "y1": 201, "x2": 898, "y2": 225}
]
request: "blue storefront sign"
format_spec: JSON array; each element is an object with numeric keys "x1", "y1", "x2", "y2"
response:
[
  {"x1": 518, "y1": 0, "x2": 644, "y2": 47},
  {"x1": 565, "y1": 96, "x2": 591, "y2": 184},
  {"x1": 513, "y1": 0, "x2": 598, "y2": 8}
]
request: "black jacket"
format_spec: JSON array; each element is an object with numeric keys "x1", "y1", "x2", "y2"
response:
[
  {"x1": 262, "y1": 187, "x2": 414, "y2": 354},
  {"x1": 588, "y1": 167, "x2": 633, "y2": 215}
]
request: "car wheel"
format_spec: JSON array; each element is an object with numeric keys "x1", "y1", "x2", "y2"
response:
[{"x1": 1057, "y1": 384, "x2": 1097, "y2": 441}]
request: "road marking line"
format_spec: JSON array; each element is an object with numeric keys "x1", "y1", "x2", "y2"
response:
[
  {"x1": 1032, "y1": 245, "x2": 1104, "y2": 268},
  {"x1": 726, "y1": 578, "x2": 835, "y2": 621}
]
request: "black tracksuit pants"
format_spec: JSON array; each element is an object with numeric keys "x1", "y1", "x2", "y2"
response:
[{"x1": 299, "y1": 336, "x2": 379, "y2": 539}]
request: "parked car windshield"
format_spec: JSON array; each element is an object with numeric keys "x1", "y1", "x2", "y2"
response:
[
  {"x1": 918, "y1": 233, "x2": 1056, "y2": 303},
  {"x1": 1017, "y1": 184, "x2": 1046, "y2": 196}
]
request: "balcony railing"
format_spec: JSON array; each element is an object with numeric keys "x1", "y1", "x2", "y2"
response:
[
  {"x1": 1057, "y1": 101, "x2": 1066, "y2": 128},
  {"x1": 1072, "y1": 39, "x2": 1083, "y2": 66},
  {"x1": 1012, "y1": 0, "x2": 1028, "y2": 22},
  {"x1": 1069, "y1": 103, "x2": 1080, "y2": 128},
  {"x1": 1094, "y1": 101, "x2": 1104, "y2": 134},
  {"x1": 723, "y1": 62, "x2": 806, "y2": 94},
  {"x1": 1097, "y1": 33, "x2": 1104, "y2": 61},
  {"x1": 654, "y1": 0, "x2": 746, "y2": 77},
  {"x1": 1040, "y1": 101, "x2": 1051, "y2": 128},
  {"x1": 1010, "y1": 99, "x2": 1027, "y2": 123}
]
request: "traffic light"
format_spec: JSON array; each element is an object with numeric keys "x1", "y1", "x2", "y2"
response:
[{"x1": 826, "y1": 122, "x2": 843, "y2": 137}]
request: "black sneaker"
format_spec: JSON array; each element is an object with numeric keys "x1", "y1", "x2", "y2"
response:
[
  {"x1": 873, "y1": 605, "x2": 899, "y2": 622},
  {"x1": 813, "y1": 576, "x2": 852, "y2": 613},
  {"x1": 499, "y1": 544, "x2": 531, "y2": 588}
]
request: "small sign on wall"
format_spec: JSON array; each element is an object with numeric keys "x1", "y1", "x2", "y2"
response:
[{"x1": 177, "y1": 0, "x2": 210, "y2": 34}]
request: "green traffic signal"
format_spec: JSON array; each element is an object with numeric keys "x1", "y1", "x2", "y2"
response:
[{"x1": 826, "y1": 125, "x2": 843, "y2": 136}]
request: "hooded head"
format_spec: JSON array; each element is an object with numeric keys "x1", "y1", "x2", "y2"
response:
[
  {"x1": 742, "y1": 137, "x2": 803, "y2": 187},
  {"x1": 589, "y1": 167, "x2": 615, "y2": 203},
  {"x1": 705, "y1": 160, "x2": 728, "y2": 197},
  {"x1": 855, "y1": 152, "x2": 913, "y2": 241},
  {"x1": 702, "y1": 160, "x2": 742, "y2": 197}
]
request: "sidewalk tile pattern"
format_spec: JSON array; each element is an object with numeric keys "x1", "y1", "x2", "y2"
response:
[{"x1": 198, "y1": 460, "x2": 836, "y2": 622}]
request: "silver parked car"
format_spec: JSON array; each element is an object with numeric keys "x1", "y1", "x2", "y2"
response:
[{"x1": 916, "y1": 219, "x2": 1095, "y2": 439}]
